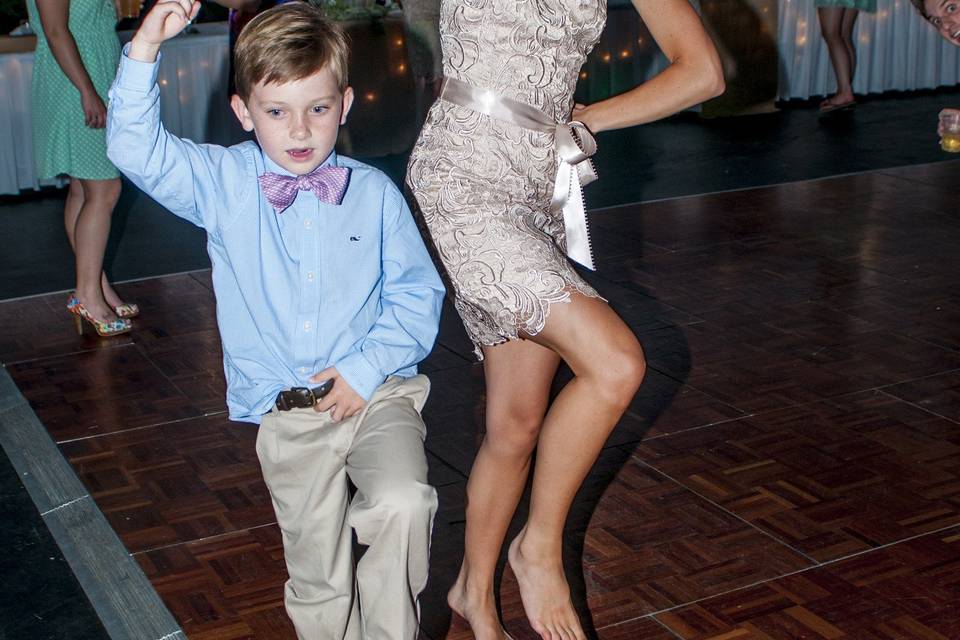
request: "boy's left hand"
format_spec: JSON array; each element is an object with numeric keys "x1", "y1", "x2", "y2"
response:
[{"x1": 310, "y1": 368, "x2": 367, "y2": 421}]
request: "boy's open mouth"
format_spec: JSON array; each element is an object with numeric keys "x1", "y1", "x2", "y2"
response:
[{"x1": 287, "y1": 148, "x2": 314, "y2": 161}]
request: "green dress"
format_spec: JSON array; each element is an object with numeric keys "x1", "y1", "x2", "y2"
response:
[
  {"x1": 814, "y1": 0, "x2": 877, "y2": 11},
  {"x1": 26, "y1": 0, "x2": 120, "y2": 180}
]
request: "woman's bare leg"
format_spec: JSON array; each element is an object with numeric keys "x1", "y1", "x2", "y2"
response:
[
  {"x1": 72, "y1": 177, "x2": 121, "y2": 321},
  {"x1": 449, "y1": 339, "x2": 561, "y2": 640},
  {"x1": 818, "y1": 7, "x2": 856, "y2": 108},
  {"x1": 65, "y1": 178, "x2": 125, "y2": 310},
  {"x1": 509, "y1": 293, "x2": 646, "y2": 640},
  {"x1": 64, "y1": 178, "x2": 85, "y2": 247},
  {"x1": 841, "y1": 8, "x2": 860, "y2": 94}
]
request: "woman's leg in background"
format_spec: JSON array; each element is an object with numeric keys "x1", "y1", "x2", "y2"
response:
[
  {"x1": 68, "y1": 177, "x2": 121, "y2": 321},
  {"x1": 65, "y1": 178, "x2": 127, "y2": 312},
  {"x1": 841, "y1": 8, "x2": 860, "y2": 95},
  {"x1": 817, "y1": 7, "x2": 856, "y2": 108}
]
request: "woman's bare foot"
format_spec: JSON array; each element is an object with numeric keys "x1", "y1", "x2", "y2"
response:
[
  {"x1": 448, "y1": 574, "x2": 513, "y2": 640},
  {"x1": 819, "y1": 92, "x2": 855, "y2": 112},
  {"x1": 508, "y1": 529, "x2": 585, "y2": 640}
]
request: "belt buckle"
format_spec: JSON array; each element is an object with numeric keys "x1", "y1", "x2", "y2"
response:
[{"x1": 275, "y1": 386, "x2": 315, "y2": 411}]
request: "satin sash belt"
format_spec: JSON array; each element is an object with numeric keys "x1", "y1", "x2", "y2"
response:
[{"x1": 438, "y1": 76, "x2": 599, "y2": 270}]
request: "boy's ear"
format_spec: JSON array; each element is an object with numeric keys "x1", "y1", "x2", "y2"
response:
[
  {"x1": 230, "y1": 94, "x2": 255, "y2": 132},
  {"x1": 339, "y1": 87, "x2": 355, "y2": 125}
]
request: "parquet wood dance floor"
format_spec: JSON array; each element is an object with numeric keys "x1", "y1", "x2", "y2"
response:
[{"x1": 3, "y1": 160, "x2": 959, "y2": 639}]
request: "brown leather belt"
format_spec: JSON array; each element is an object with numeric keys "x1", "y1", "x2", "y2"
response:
[{"x1": 274, "y1": 380, "x2": 334, "y2": 411}]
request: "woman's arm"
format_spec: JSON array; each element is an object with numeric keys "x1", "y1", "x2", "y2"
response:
[
  {"x1": 34, "y1": 0, "x2": 106, "y2": 128},
  {"x1": 574, "y1": 0, "x2": 725, "y2": 134}
]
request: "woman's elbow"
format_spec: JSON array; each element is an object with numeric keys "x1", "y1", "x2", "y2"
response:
[
  {"x1": 705, "y1": 68, "x2": 726, "y2": 101},
  {"x1": 699, "y1": 56, "x2": 726, "y2": 100},
  {"x1": 689, "y1": 69, "x2": 724, "y2": 103}
]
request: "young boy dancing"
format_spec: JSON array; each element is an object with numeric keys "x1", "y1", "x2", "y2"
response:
[{"x1": 107, "y1": 2, "x2": 446, "y2": 638}]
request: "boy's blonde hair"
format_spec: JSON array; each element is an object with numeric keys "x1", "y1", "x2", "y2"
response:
[{"x1": 234, "y1": 2, "x2": 350, "y2": 101}]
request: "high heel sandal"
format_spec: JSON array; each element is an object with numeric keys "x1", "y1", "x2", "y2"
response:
[
  {"x1": 67, "y1": 293, "x2": 132, "y2": 337},
  {"x1": 114, "y1": 302, "x2": 140, "y2": 319}
]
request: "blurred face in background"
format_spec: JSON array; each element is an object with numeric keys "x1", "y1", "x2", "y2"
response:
[{"x1": 924, "y1": 0, "x2": 960, "y2": 46}]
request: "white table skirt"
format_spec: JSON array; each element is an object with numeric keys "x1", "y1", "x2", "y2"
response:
[{"x1": 0, "y1": 22, "x2": 230, "y2": 195}]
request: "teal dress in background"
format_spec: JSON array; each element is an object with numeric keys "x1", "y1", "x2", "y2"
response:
[
  {"x1": 26, "y1": 0, "x2": 120, "y2": 180},
  {"x1": 814, "y1": 0, "x2": 878, "y2": 11}
]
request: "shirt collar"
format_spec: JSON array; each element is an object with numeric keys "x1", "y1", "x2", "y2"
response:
[{"x1": 259, "y1": 148, "x2": 339, "y2": 178}]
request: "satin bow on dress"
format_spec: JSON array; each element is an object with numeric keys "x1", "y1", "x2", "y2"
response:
[{"x1": 438, "y1": 77, "x2": 599, "y2": 270}]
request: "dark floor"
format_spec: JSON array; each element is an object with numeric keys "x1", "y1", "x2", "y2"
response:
[
  {"x1": 2, "y1": 155, "x2": 959, "y2": 638},
  {"x1": 0, "y1": 447, "x2": 109, "y2": 640},
  {"x1": 2, "y1": 86, "x2": 959, "y2": 300}
]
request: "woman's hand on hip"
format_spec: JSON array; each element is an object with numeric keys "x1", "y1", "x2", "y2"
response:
[{"x1": 571, "y1": 103, "x2": 595, "y2": 132}]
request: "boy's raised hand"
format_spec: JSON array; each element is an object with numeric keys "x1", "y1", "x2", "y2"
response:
[
  {"x1": 129, "y1": 0, "x2": 200, "y2": 62},
  {"x1": 309, "y1": 369, "x2": 368, "y2": 422}
]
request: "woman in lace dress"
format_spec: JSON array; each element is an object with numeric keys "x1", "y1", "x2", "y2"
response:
[{"x1": 407, "y1": 1, "x2": 723, "y2": 638}]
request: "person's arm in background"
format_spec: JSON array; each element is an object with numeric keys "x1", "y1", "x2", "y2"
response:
[{"x1": 34, "y1": 0, "x2": 109, "y2": 128}]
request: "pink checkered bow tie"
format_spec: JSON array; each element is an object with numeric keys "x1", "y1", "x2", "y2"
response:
[{"x1": 258, "y1": 165, "x2": 350, "y2": 212}]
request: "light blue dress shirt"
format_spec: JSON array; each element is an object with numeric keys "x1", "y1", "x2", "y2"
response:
[{"x1": 106, "y1": 49, "x2": 445, "y2": 423}]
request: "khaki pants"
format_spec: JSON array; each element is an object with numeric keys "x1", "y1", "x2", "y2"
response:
[{"x1": 256, "y1": 375, "x2": 437, "y2": 640}]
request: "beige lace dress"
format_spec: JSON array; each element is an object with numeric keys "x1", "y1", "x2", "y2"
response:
[{"x1": 406, "y1": 0, "x2": 607, "y2": 359}]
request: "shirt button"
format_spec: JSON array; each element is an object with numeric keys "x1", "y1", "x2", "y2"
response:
[
  {"x1": 304, "y1": 219, "x2": 312, "y2": 229},
  {"x1": 306, "y1": 271, "x2": 315, "y2": 282},
  {"x1": 299, "y1": 367, "x2": 308, "y2": 374},
  {"x1": 303, "y1": 321, "x2": 312, "y2": 331}
]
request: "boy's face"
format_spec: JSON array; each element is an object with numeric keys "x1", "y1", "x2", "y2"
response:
[
  {"x1": 924, "y1": 0, "x2": 960, "y2": 45},
  {"x1": 231, "y1": 67, "x2": 354, "y2": 175}
]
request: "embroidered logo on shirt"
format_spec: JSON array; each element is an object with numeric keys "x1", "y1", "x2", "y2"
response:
[{"x1": 350, "y1": 236, "x2": 361, "y2": 242}]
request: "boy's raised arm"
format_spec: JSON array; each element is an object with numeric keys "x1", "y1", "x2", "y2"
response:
[{"x1": 107, "y1": 0, "x2": 245, "y2": 231}]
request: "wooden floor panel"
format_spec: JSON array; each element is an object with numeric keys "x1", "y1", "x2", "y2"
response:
[
  {"x1": 655, "y1": 527, "x2": 960, "y2": 639},
  {"x1": 635, "y1": 390, "x2": 960, "y2": 562}
]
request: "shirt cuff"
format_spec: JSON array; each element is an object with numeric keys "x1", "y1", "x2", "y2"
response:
[
  {"x1": 333, "y1": 351, "x2": 386, "y2": 402},
  {"x1": 115, "y1": 43, "x2": 161, "y2": 93}
]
